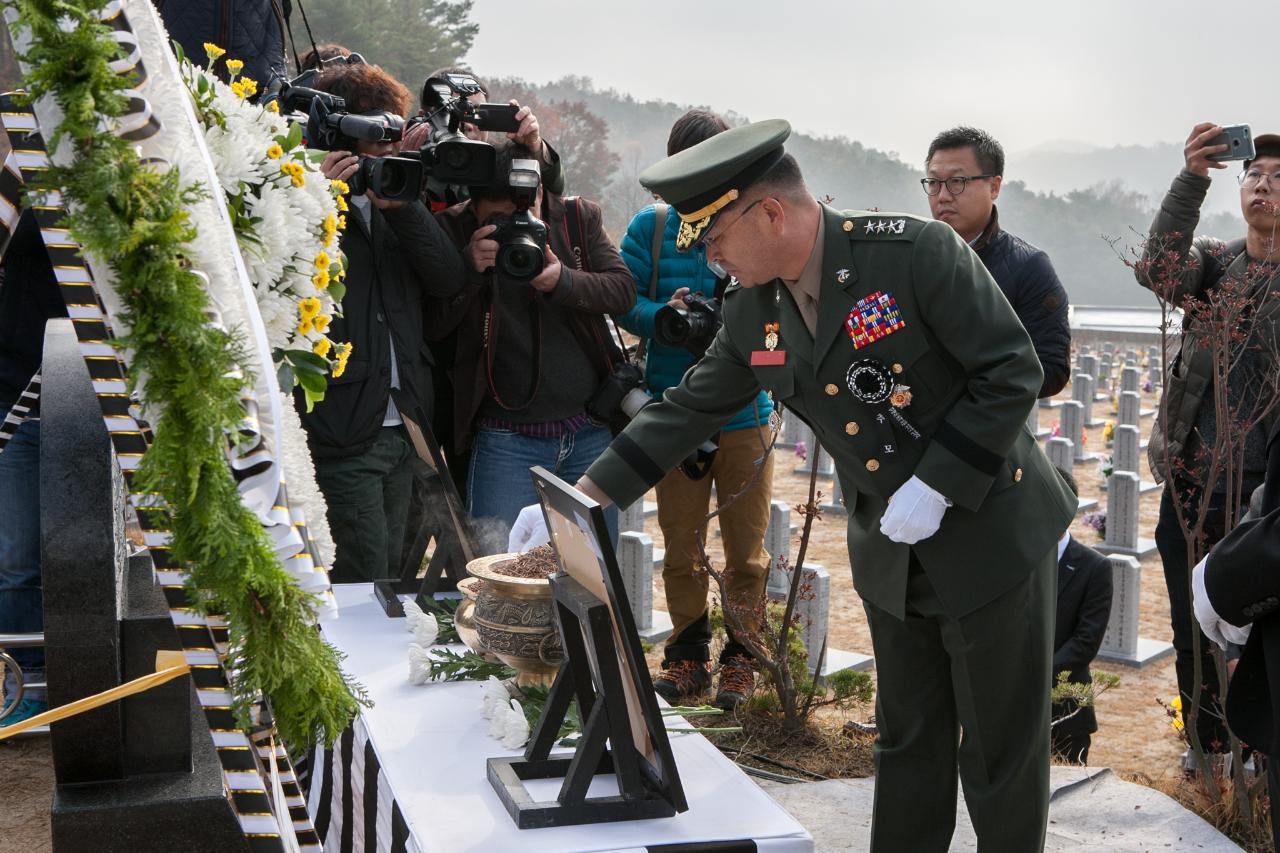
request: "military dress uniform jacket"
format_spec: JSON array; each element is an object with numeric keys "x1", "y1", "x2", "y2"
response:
[{"x1": 585, "y1": 205, "x2": 1077, "y2": 619}]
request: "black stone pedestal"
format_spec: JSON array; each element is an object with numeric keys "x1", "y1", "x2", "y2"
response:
[{"x1": 40, "y1": 319, "x2": 249, "y2": 852}]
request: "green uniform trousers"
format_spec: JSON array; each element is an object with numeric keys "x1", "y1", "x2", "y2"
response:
[
  {"x1": 865, "y1": 550, "x2": 1054, "y2": 853},
  {"x1": 655, "y1": 425, "x2": 773, "y2": 657},
  {"x1": 314, "y1": 426, "x2": 414, "y2": 584}
]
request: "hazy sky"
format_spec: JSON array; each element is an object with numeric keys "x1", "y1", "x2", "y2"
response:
[{"x1": 467, "y1": 0, "x2": 1272, "y2": 166}]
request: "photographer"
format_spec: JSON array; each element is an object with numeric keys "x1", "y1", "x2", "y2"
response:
[
  {"x1": 1138, "y1": 125, "x2": 1280, "y2": 769},
  {"x1": 615, "y1": 109, "x2": 774, "y2": 710},
  {"x1": 427, "y1": 141, "x2": 634, "y2": 543},
  {"x1": 301, "y1": 61, "x2": 466, "y2": 584}
]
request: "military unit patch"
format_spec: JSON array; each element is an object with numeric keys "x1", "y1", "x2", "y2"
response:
[
  {"x1": 845, "y1": 290, "x2": 905, "y2": 349},
  {"x1": 863, "y1": 218, "x2": 907, "y2": 235}
]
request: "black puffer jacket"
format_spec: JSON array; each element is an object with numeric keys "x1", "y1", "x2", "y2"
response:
[
  {"x1": 973, "y1": 208, "x2": 1071, "y2": 398},
  {"x1": 0, "y1": 210, "x2": 66, "y2": 409},
  {"x1": 156, "y1": 0, "x2": 288, "y2": 88}
]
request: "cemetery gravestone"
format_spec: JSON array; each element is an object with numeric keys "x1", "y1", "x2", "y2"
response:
[
  {"x1": 1098, "y1": 554, "x2": 1174, "y2": 667},
  {"x1": 765, "y1": 501, "x2": 792, "y2": 600},
  {"x1": 616, "y1": 532, "x2": 672, "y2": 643},
  {"x1": 1073, "y1": 374, "x2": 1102, "y2": 428},
  {"x1": 793, "y1": 564, "x2": 872, "y2": 676},
  {"x1": 1059, "y1": 400, "x2": 1095, "y2": 463},
  {"x1": 1119, "y1": 391, "x2": 1141, "y2": 427},
  {"x1": 1096, "y1": 471, "x2": 1157, "y2": 558},
  {"x1": 1121, "y1": 367, "x2": 1140, "y2": 395}
]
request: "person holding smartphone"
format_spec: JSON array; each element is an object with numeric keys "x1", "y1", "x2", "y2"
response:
[{"x1": 1137, "y1": 123, "x2": 1280, "y2": 771}]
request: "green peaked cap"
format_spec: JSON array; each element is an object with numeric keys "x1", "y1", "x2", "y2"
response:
[{"x1": 639, "y1": 118, "x2": 792, "y2": 251}]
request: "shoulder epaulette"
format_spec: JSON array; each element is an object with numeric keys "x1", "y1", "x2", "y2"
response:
[{"x1": 842, "y1": 211, "x2": 930, "y2": 241}]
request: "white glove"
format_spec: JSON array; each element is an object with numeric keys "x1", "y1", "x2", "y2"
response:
[
  {"x1": 1192, "y1": 555, "x2": 1246, "y2": 650},
  {"x1": 879, "y1": 475, "x2": 952, "y2": 544},
  {"x1": 507, "y1": 504, "x2": 550, "y2": 553}
]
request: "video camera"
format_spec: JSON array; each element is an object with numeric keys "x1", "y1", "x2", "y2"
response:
[
  {"x1": 266, "y1": 66, "x2": 498, "y2": 202},
  {"x1": 653, "y1": 292, "x2": 723, "y2": 355},
  {"x1": 485, "y1": 158, "x2": 547, "y2": 280}
]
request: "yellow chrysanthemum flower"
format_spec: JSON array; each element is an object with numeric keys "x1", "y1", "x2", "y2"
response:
[
  {"x1": 298, "y1": 317, "x2": 314, "y2": 336},
  {"x1": 314, "y1": 251, "x2": 331, "y2": 270},
  {"x1": 299, "y1": 297, "x2": 322, "y2": 319},
  {"x1": 240, "y1": 77, "x2": 258, "y2": 97},
  {"x1": 315, "y1": 314, "x2": 331, "y2": 333},
  {"x1": 337, "y1": 215, "x2": 347, "y2": 230},
  {"x1": 312, "y1": 270, "x2": 330, "y2": 290},
  {"x1": 203, "y1": 43, "x2": 226, "y2": 63},
  {"x1": 331, "y1": 180, "x2": 350, "y2": 197},
  {"x1": 230, "y1": 81, "x2": 246, "y2": 99},
  {"x1": 313, "y1": 337, "x2": 333, "y2": 358},
  {"x1": 336, "y1": 195, "x2": 348, "y2": 212},
  {"x1": 266, "y1": 100, "x2": 280, "y2": 114},
  {"x1": 291, "y1": 173, "x2": 305, "y2": 188},
  {"x1": 226, "y1": 59, "x2": 244, "y2": 77},
  {"x1": 266, "y1": 144, "x2": 284, "y2": 160},
  {"x1": 332, "y1": 342, "x2": 353, "y2": 378}
]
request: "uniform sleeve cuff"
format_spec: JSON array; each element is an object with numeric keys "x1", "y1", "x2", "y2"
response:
[{"x1": 584, "y1": 438, "x2": 664, "y2": 509}]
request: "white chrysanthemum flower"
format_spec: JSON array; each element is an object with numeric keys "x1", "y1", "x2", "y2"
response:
[
  {"x1": 204, "y1": 123, "x2": 264, "y2": 195},
  {"x1": 482, "y1": 675, "x2": 510, "y2": 719},
  {"x1": 410, "y1": 612, "x2": 439, "y2": 647},
  {"x1": 407, "y1": 643, "x2": 432, "y2": 685},
  {"x1": 404, "y1": 599, "x2": 426, "y2": 629},
  {"x1": 500, "y1": 699, "x2": 531, "y2": 748}
]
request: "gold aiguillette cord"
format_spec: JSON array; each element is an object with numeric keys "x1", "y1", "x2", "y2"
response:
[{"x1": 0, "y1": 650, "x2": 191, "y2": 741}]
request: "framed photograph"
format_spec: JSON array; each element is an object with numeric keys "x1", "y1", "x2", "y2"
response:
[{"x1": 530, "y1": 467, "x2": 684, "y2": 807}]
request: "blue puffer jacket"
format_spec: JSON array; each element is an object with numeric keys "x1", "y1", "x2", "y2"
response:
[{"x1": 615, "y1": 204, "x2": 772, "y2": 433}]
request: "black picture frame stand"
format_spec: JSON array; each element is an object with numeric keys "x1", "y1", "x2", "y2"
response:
[
  {"x1": 487, "y1": 574, "x2": 681, "y2": 829},
  {"x1": 373, "y1": 405, "x2": 478, "y2": 617}
]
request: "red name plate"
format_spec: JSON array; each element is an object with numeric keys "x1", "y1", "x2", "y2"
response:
[{"x1": 750, "y1": 350, "x2": 787, "y2": 366}]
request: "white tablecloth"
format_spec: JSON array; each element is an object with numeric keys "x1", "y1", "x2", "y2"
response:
[{"x1": 309, "y1": 583, "x2": 813, "y2": 853}]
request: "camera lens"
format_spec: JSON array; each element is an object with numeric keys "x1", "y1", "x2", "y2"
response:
[
  {"x1": 498, "y1": 238, "x2": 545, "y2": 279},
  {"x1": 653, "y1": 306, "x2": 692, "y2": 347},
  {"x1": 442, "y1": 144, "x2": 472, "y2": 172},
  {"x1": 375, "y1": 161, "x2": 409, "y2": 199}
]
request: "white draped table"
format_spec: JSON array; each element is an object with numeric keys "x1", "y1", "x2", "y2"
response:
[{"x1": 306, "y1": 584, "x2": 813, "y2": 853}]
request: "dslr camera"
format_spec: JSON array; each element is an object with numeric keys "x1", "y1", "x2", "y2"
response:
[
  {"x1": 653, "y1": 292, "x2": 723, "y2": 355},
  {"x1": 485, "y1": 158, "x2": 548, "y2": 280}
]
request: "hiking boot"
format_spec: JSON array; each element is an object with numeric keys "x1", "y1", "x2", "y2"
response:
[
  {"x1": 653, "y1": 659, "x2": 711, "y2": 703},
  {"x1": 715, "y1": 655, "x2": 756, "y2": 710}
]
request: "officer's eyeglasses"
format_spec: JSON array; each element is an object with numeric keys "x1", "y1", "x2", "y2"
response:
[
  {"x1": 920, "y1": 175, "x2": 996, "y2": 196},
  {"x1": 697, "y1": 199, "x2": 763, "y2": 250},
  {"x1": 1239, "y1": 168, "x2": 1280, "y2": 188}
]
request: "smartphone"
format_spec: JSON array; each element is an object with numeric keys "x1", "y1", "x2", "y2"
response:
[
  {"x1": 1206, "y1": 124, "x2": 1255, "y2": 162},
  {"x1": 472, "y1": 103, "x2": 522, "y2": 134}
]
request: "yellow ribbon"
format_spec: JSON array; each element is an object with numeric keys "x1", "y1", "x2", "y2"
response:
[{"x1": 0, "y1": 650, "x2": 191, "y2": 741}]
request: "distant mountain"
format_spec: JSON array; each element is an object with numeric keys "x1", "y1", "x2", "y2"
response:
[
  {"x1": 489, "y1": 77, "x2": 1248, "y2": 309},
  {"x1": 1009, "y1": 140, "x2": 1245, "y2": 219}
]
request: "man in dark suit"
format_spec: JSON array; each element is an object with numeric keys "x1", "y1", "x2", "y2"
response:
[
  {"x1": 1196, "y1": 414, "x2": 1280, "y2": 849},
  {"x1": 1051, "y1": 467, "x2": 1113, "y2": 764}
]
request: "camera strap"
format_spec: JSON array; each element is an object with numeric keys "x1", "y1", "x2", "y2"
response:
[
  {"x1": 483, "y1": 279, "x2": 543, "y2": 412},
  {"x1": 635, "y1": 203, "x2": 668, "y2": 369},
  {"x1": 562, "y1": 197, "x2": 631, "y2": 376}
]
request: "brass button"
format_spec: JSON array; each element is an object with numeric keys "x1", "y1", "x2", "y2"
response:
[
  {"x1": 825, "y1": 383, "x2": 839, "y2": 396},
  {"x1": 1013, "y1": 467, "x2": 1023, "y2": 482},
  {"x1": 866, "y1": 458, "x2": 879, "y2": 472},
  {"x1": 891, "y1": 363, "x2": 903, "y2": 374},
  {"x1": 845, "y1": 421, "x2": 859, "y2": 436},
  {"x1": 843, "y1": 220, "x2": 854, "y2": 232}
]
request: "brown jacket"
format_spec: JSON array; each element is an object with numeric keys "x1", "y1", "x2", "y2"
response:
[{"x1": 427, "y1": 193, "x2": 635, "y2": 452}]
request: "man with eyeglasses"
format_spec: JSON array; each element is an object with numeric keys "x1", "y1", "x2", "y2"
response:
[
  {"x1": 923, "y1": 127, "x2": 1071, "y2": 398},
  {"x1": 510, "y1": 119, "x2": 1077, "y2": 852},
  {"x1": 1138, "y1": 125, "x2": 1280, "y2": 774}
]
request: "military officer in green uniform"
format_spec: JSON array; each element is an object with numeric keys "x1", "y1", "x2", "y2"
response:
[{"x1": 510, "y1": 119, "x2": 1076, "y2": 852}]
